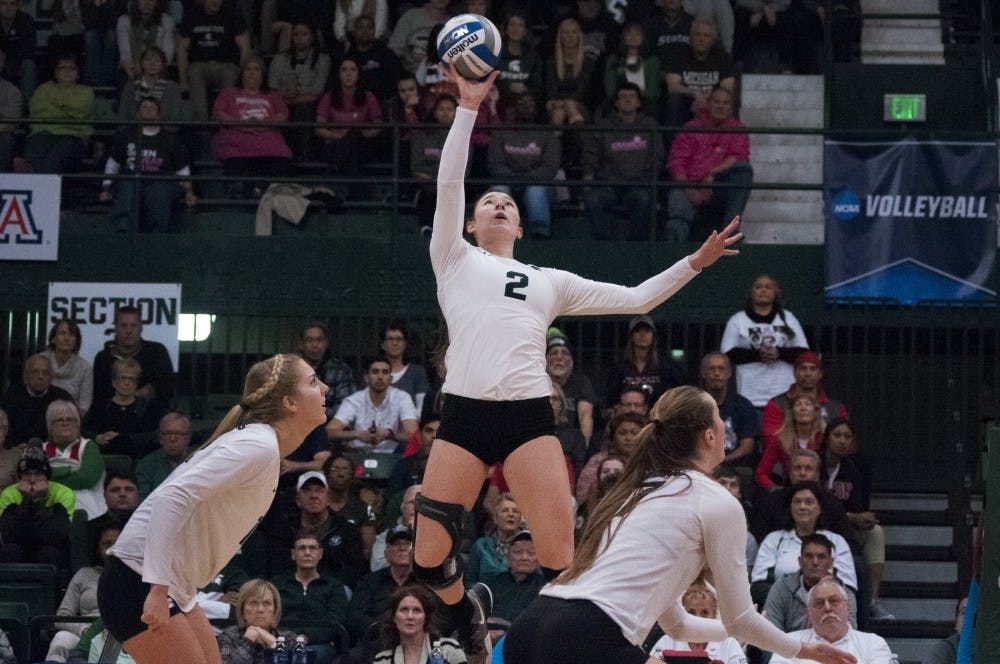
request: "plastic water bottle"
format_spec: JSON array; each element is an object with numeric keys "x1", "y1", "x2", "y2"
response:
[
  {"x1": 291, "y1": 634, "x2": 308, "y2": 664},
  {"x1": 272, "y1": 636, "x2": 290, "y2": 664},
  {"x1": 429, "y1": 645, "x2": 446, "y2": 664}
]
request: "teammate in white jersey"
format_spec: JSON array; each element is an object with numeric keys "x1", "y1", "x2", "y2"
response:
[
  {"x1": 96, "y1": 354, "x2": 329, "y2": 664},
  {"x1": 412, "y1": 67, "x2": 742, "y2": 654},
  {"x1": 504, "y1": 386, "x2": 856, "y2": 664}
]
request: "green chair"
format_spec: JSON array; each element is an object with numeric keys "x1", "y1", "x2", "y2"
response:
[{"x1": 0, "y1": 564, "x2": 58, "y2": 617}]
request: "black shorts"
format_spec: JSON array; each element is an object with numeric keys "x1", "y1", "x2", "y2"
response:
[
  {"x1": 503, "y1": 596, "x2": 648, "y2": 664},
  {"x1": 98, "y1": 556, "x2": 182, "y2": 643},
  {"x1": 437, "y1": 394, "x2": 555, "y2": 466}
]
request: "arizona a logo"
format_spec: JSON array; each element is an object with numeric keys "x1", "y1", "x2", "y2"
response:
[{"x1": 0, "y1": 189, "x2": 42, "y2": 244}]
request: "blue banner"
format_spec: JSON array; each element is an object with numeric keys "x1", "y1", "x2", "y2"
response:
[{"x1": 824, "y1": 140, "x2": 997, "y2": 304}]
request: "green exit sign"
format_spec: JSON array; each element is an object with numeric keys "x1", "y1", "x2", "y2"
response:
[{"x1": 883, "y1": 94, "x2": 927, "y2": 122}]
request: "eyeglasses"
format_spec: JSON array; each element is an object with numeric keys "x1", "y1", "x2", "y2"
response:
[
  {"x1": 809, "y1": 596, "x2": 846, "y2": 610},
  {"x1": 294, "y1": 544, "x2": 321, "y2": 552},
  {"x1": 51, "y1": 417, "x2": 77, "y2": 424}
]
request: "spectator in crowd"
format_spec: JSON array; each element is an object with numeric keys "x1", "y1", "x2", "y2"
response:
[
  {"x1": 749, "y1": 448, "x2": 853, "y2": 547},
  {"x1": 343, "y1": 13, "x2": 405, "y2": 104},
  {"x1": 487, "y1": 91, "x2": 561, "y2": 239},
  {"x1": 494, "y1": 12, "x2": 544, "y2": 113},
  {"x1": 411, "y1": 93, "x2": 459, "y2": 234},
  {"x1": 756, "y1": 392, "x2": 823, "y2": 491},
  {"x1": 549, "y1": 382, "x2": 587, "y2": 484},
  {"x1": 1, "y1": 353, "x2": 74, "y2": 445},
  {"x1": 648, "y1": 580, "x2": 748, "y2": 662},
  {"x1": 328, "y1": 357, "x2": 418, "y2": 453},
  {"x1": 216, "y1": 579, "x2": 297, "y2": 664},
  {"x1": 116, "y1": 0, "x2": 175, "y2": 79},
  {"x1": 605, "y1": 314, "x2": 687, "y2": 412},
  {"x1": 573, "y1": 453, "x2": 624, "y2": 542},
  {"x1": 820, "y1": 418, "x2": 891, "y2": 620},
  {"x1": 333, "y1": 0, "x2": 388, "y2": 44},
  {"x1": 645, "y1": 0, "x2": 693, "y2": 67},
  {"x1": 602, "y1": 21, "x2": 660, "y2": 114},
  {"x1": 372, "y1": 484, "x2": 420, "y2": 571},
  {"x1": 700, "y1": 351, "x2": 759, "y2": 469},
  {"x1": 544, "y1": 18, "x2": 593, "y2": 126},
  {"x1": 67, "y1": 470, "x2": 138, "y2": 573},
  {"x1": 751, "y1": 482, "x2": 856, "y2": 606},
  {"x1": 412, "y1": 23, "x2": 457, "y2": 113},
  {"x1": 921, "y1": 596, "x2": 966, "y2": 664},
  {"x1": 21, "y1": 54, "x2": 94, "y2": 174},
  {"x1": 381, "y1": 73, "x2": 421, "y2": 177},
  {"x1": 666, "y1": 85, "x2": 752, "y2": 241},
  {"x1": 100, "y1": 97, "x2": 197, "y2": 233},
  {"x1": 84, "y1": 358, "x2": 163, "y2": 457},
  {"x1": 612, "y1": 385, "x2": 650, "y2": 420},
  {"x1": 41, "y1": 0, "x2": 85, "y2": 61},
  {"x1": 485, "y1": 529, "x2": 545, "y2": 631},
  {"x1": 316, "y1": 54, "x2": 383, "y2": 186},
  {"x1": 273, "y1": 532, "x2": 351, "y2": 663},
  {"x1": 298, "y1": 320, "x2": 357, "y2": 422},
  {"x1": 323, "y1": 454, "x2": 377, "y2": 556},
  {"x1": 82, "y1": 0, "x2": 126, "y2": 86},
  {"x1": 769, "y1": 578, "x2": 893, "y2": 663},
  {"x1": 574, "y1": 411, "x2": 645, "y2": 504},
  {"x1": 117, "y1": 46, "x2": 183, "y2": 128},
  {"x1": 261, "y1": 471, "x2": 367, "y2": 587},
  {"x1": 43, "y1": 400, "x2": 107, "y2": 518},
  {"x1": 373, "y1": 586, "x2": 467, "y2": 664},
  {"x1": 0, "y1": 47, "x2": 21, "y2": 171},
  {"x1": 582, "y1": 82, "x2": 662, "y2": 240},
  {"x1": 686, "y1": 0, "x2": 734, "y2": 52},
  {"x1": 465, "y1": 492, "x2": 523, "y2": 585},
  {"x1": 544, "y1": 328, "x2": 596, "y2": 440},
  {"x1": 177, "y1": 0, "x2": 251, "y2": 121},
  {"x1": 763, "y1": 533, "x2": 859, "y2": 637},
  {"x1": 379, "y1": 321, "x2": 430, "y2": 412},
  {"x1": 0, "y1": 445, "x2": 73, "y2": 567},
  {"x1": 214, "y1": 56, "x2": 293, "y2": 197},
  {"x1": 664, "y1": 16, "x2": 734, "y2": 127},
  {"x1": 92, "y1": 305, "x2": 175, "y2": 413},
  {"x1": 573, "y1": 0, "x2": 619, "y2": 68},
  {"x1": 135, "y1": 412, "x2": 191, "y2": 500},
  {"x1": 386, "y1": 415, "x2": 436, "y2": 500},
  {"x1": 348, "y1": 524, "x2": 417, "y2": 651},
  {"x1": 44, "y1": 319, "x2": 94, "y2": 419},
  {"x1": 782, "y1": 0, "x2": 861, "y2": 74},
  {"x1": 45, "y1": 519, "x2": 120, "y2": 662},
  {"x1": 711, "y1": 463, "x2": 758, "y2": 572},
  {"x1": 268, "y1": 22, "x2": 330, "y2": 158},
  {"x1": 762, "y1": 350, "x2": 849, "y2": 443},
  {"x1": 388, "y1": 0, "x2": 451, "y2": 73},
  {"x1": 721, "y1": 273, "x2": 809, "y2": 409},
  {"x1": 733, "y1": 0, "x2": 791, "y2": 72},
  {"x1": 0, "y1": 408, "x2": 21, "y2": 490},
  {"x1": 0, "y1": 0, "x2": 36, "y2": 100}
]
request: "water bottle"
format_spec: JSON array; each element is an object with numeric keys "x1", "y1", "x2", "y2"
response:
[
  {"x1": 429, "y1": 645, "x2": 446, "y2": 664},
  {"x1": 272, "y1": 636, "x2": 290, "y2": 664},
  {"x1": 291, "y1": 634, "x2": 308, "y2": 664}
]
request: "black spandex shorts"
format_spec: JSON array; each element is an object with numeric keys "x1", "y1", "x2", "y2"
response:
[
  {"x1": 503, "y1": 596, "x2": 648, "y2": 664},
  {"x1": 437, "y1": 394, "x2": 555, "y2": 466},
  {"x1": 97, "y1": 556, "x2": 182, "y2": 643}
]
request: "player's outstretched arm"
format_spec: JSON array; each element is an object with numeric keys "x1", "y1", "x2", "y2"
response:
[
  {"x1": 687, "y1": 215, "x2": 742, "y2": 271},
  {"x1": 797, "y1": 642, "x2": 857, "y2": 664}
]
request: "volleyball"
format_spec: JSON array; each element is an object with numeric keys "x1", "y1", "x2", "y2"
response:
[{"x1": 436, "y1": 13, "x2": 502, "y2": 81}]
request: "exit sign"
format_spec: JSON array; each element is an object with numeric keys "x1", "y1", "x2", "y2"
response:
[{"x1": 884, "y1": 94, "x2": 927, "y2": 122}]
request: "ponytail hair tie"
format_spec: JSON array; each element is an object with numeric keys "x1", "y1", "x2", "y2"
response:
[{"x1": 240, "y1": 401, "x2": 252, "y2": 411}]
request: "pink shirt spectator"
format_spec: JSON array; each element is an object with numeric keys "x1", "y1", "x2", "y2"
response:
[
  {"x1": 213, "y1": 87, "x2": 292, "y2": 160},
  {"x1": 667, "y1": 114, "x2": 749, "y2": 182},
  {"x1": 316, "y1": 89, "x2": 382, "y2": 139}
]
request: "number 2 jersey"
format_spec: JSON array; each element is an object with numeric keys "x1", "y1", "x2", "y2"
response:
[{"x1": 430, "y1": 107, "x2": 700, "y2": 402}]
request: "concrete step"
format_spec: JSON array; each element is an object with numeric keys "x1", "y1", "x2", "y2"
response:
[
  {"x1": 740, "y1": 107, "x2": 825, "y2": 128},
  {"x1": 742, "y1": 195, "x2": 822, "y2": 224},
  {"x1": 887, "y1": 637, "x2": 949, "y2": 664},
  {"x1": 860, "y1": 0, "x2": 945, "y2": 65},
  {"x1": 880, "y1": 598, "x2": 958, "y2": 623},
  {"x1": 871, "y1": 493, "x2": 948, "y2": 512},
  {"x1": 749, "y1": 144, "x2": 823, "y2": 167},
  {"x1": 750, "y1": 159, "x2": 823, "y2": 183},
  {"x1": 741, "y1": 89, "x2": 824, "y2": 112},
  {"x1": 884, "y1": 524, "x2": 952, "y2": 547},
  {"x1": 750, "y1": 134, "x2": 822, "y2": 148},
  {"x1": 740, "y1": 217, "x2": 824, "y2": 245},
  {"x1": 741, "y1": 74, "x2": 824, "y2": 94},
  {"x1": 883, "y1": 560, "x2": 957, "y2": 584}
]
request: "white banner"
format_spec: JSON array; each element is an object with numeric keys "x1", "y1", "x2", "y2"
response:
[
  {"x1": 0, "y1": 174, "x2": 61, "y2": 261},
  {"x1": 47, "y1": 283, "x2": 182, "y2": 368}
]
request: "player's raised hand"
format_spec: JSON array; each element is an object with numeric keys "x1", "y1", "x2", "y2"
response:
[
  {"x1": 687, "y1": 216, "x2": 742, "y2": 271},
  {"x1": 445, "y1": 65, "x2": 500, "y2": 112}
]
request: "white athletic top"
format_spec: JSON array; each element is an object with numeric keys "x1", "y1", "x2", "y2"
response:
[
  {"x1": 719, "y1": 309, "x2": 808, "y2": 407},
  {"x1": 108, "y1": 423, "x2": 280, "y2": 612},
  {"x1": 431, "y1": 107, "x2": 700, "y2": 401},
  {"x1": 541, "y1": 471, "x2": 802, "y2": 658},
  {"x1": 769, "y1": 627, "x2": 894, "y2": 664}
]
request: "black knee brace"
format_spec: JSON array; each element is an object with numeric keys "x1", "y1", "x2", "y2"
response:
[{"x1": 411, "y1": 492, "x2": 466, "y2": 589}]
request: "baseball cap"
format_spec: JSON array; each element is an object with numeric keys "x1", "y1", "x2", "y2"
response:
[
  {"x1": 387, "y1": 525, "x2": 414, "y2": 544},
  {"x1": 795, "y1": 350, "x2": 822, "y2": 368},
  {"x1": 628, "y1": 314, "x2": 655, "y2": 334},
  {"x1": 511, "y1": 529, "x2": 532, "y2": 544},
  {"x1": 296, "y1": 471, "x2": 328, "y2": 491},
  {"x1": 17, "y1": 444, "x2": 52, "y2": 478},
  {"x1": 546, "y1": 326, "x2": 569, "y2": 351}
]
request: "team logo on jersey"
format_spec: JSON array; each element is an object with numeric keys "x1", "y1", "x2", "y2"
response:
[{"x1": 0, "y1": 189, "x2": 42, "y2": 245}]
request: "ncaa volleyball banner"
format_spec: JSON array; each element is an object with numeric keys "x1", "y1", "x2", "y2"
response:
[
  {"x1": 824, "y1": 139, "x2": 997, "y2": 304},
  {"x1": 0, "y1": 174, "x2": 60, "y2": 261},
  {"x1": 47, "y1": 282, "x2": 182, "y2": 367}
]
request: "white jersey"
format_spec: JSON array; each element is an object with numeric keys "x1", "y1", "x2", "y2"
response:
[
  {"x1": 430, "y1": 107, "x2": 700, "y2": 401},
  {"x1": 769, "y1": 627, "x2": 894, "y2": 664},
  {"x1": 720, "y1": 309, "x2": 808, "y2": 407},
  {"x1": 108, "y1": 423, "x2": 280, "y2": 612},
  {"x1": 541, "y1": 472, "x2": 802, "y2": 659}
]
